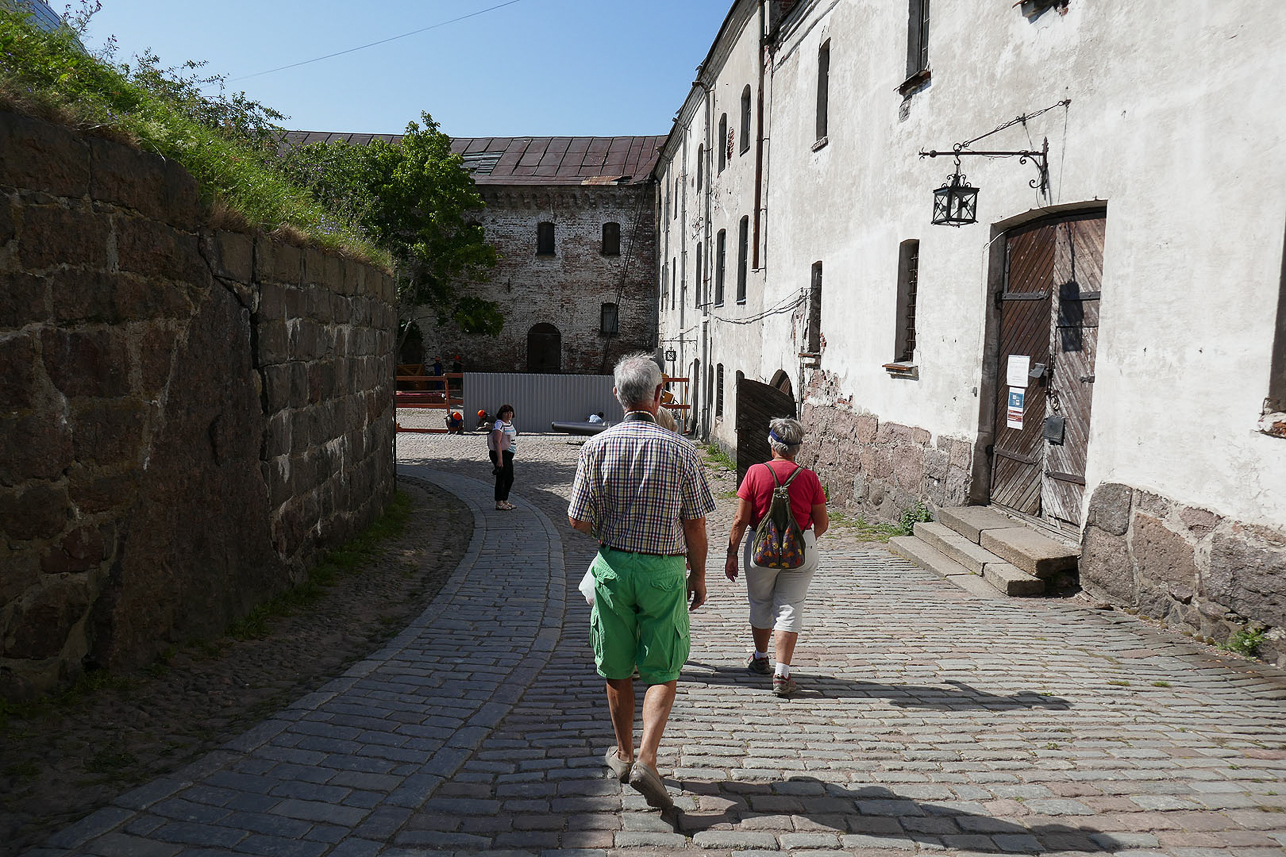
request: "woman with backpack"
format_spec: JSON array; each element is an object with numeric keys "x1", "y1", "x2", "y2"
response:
[{"x1": 724, "y1": 417, "x2": 828, "y2": 696}]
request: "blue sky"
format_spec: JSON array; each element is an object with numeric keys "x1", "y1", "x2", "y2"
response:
[{"x1": 83, "y1": 0, "x2": 733, "y2": 138}]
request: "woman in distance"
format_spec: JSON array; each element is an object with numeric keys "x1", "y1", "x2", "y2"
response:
[{"x1": 489, "y1": 404, "x2": 518, "y2": 510}]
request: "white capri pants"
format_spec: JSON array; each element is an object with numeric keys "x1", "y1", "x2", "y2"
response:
[{"x1": 742, "y1": 529, "x2": 819, "y2": 633}]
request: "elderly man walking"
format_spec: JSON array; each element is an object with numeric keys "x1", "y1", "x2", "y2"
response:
[{"x1": 568, "y1": 353, "x2": 715, "y2": 810}]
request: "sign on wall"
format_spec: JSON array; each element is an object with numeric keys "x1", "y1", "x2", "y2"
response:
[{"x1": 1007, "y1": 388, "x2": 1025, "y2": 430}]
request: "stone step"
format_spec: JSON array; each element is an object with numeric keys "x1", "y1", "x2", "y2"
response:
[
  {"x1": 983, "y1": 561, "x2": 1046, "y2": 597},
  {"x1": 980, "y1": 526, "x2": 1079, "y2": 579},
  {"x1": 889, "y1": 535, "x2": 971, "y2": 577},
  {"x1": 914, "y1": 521, "x2": 998, "y2": 575},
  {"x1": 937, "y1": 506, "x2": 1016, "y2": 543},
  {"x1": 888, "y1": 537, "x2": 1004, "y2": 599}
]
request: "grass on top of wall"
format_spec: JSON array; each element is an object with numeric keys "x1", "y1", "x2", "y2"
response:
[{"x1": 0, "y1": 5, "x2": 384, "y2": 264}]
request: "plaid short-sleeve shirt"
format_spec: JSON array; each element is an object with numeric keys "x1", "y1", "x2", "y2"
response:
[{"x1": 568, "y1": 420, "x2": 716, "y2": 555}]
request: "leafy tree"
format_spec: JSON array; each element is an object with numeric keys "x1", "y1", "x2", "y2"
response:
[{"x1": 277, "y1": 114, "x2": 501, "y2": 347}]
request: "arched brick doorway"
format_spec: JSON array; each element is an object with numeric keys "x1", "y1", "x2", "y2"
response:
[{"x1": 526, "y1": 323, "x2": 561, "y2": 374}]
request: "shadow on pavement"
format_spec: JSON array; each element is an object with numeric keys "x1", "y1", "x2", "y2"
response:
[
  {"x1": 670, "y1": 775, "x2": 1110, "y2": 852},
  {"x1": 681, "y1": 662, "x2": 1071, "y2": 710}
]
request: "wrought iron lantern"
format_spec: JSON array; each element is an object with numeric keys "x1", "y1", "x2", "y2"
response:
[
  {"x1": 920, "y1": 99, "x2": 1071, "y2": 227},
  {"x1": 932, "y1": 165, "x2": 978, "y2": 226}
]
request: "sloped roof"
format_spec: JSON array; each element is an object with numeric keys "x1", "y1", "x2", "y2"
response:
[
  {"x1": 10, "y1": 0, "x2": 62, "y2": 32},
  {"x1": 281, "y1": 131, "x2": 664, "y2": 186}
]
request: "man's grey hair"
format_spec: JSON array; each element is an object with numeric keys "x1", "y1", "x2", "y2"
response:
[
  {"x1": 767, "y1": 417, "x2": 805, "y2": 456},
  {"x1": 614, "y1": 352, "x2": 663, "y2": 409}
]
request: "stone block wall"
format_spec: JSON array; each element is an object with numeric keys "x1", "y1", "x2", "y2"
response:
[
  {"x1": 0, "y1": 111, "x2": 397, "y2": 698},
  {"x1": 1081, "y1": 483, "x2": 1286, "y2": 667},
  {"x1": 796, "y1": 402, "x2": 974, "y2": 524},
  {"x1": 413, "y1": 184, "x2": 656, "y2": 374}
]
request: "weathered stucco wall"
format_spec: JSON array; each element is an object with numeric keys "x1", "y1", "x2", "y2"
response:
[
  {"x1": 0, "y1": 111, "x2": 397, "y2": 698},
  {"x1": 412, "y1": 184, "x2": 656, "y2": 375}
]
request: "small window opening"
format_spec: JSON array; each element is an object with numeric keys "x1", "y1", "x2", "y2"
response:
[
  {"x1": 816, "y1": 41, "x2": 830, "y2": 143},
  {"x1": 602, "y1": 222, "x2": 621, "y2": 256},
  {"x1": 1268, "y1": 227, "x2": 1286, "y2": 413},
  {"x1": 736, "y1": 216, "x2": 749, "y2": 304},
  {"x1": 895, "y1": 240, "x2": 920, "y2": 363},
  {"x1": 695, "y1": 242, "x2": 703, "y2": 307},
  {"x1": 715, "y1": 229, "x2": 727, "y2": 306},
  {"x1": 600, "y1": 302, "x2": 619, "y2": 335},
  {"x1": 906, "y1": 0, "x2": 930, "y2": 79},
  {"x1": 697, "y1": 145, "x2": 704, "y2": 190},
  {"x1": 740, "y1": 86, "x2": 752, "y2": 155},
  {"x1": 718, "y1": 114, "x2": 728, "y2": 172},
  {"x1": 536, "y1": 221, "x2": 555, "y2": 255},
  {"x1": 807, "y1": 262, "x2": 823, "y2": 354},
  {"x1": 671, "y1": 258, "x2": 677, "y2": 311},
  {"x1": 716, "y1": 364, "x2": 725, "y2": 417}
]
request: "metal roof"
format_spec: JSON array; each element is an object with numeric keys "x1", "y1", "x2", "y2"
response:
[
  {"x1": 281, "y1": 131, "x2": 664, "y2": 186},
  {"x1": 9, "y1": 0, "x2": 65, "y2": 32}
]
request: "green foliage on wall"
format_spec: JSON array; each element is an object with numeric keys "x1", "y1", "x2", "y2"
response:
[{"x1": 0, "y1": 2, "x2": 374, "y2": 258}]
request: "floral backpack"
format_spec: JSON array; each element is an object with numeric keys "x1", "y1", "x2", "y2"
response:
[{"x1": 750, "y1": 464, "x2": 807, "y2": 569}]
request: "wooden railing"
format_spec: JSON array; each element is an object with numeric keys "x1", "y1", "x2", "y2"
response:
[{"x1": 395, "y1": 363, "x2": 464, "y2": 433}]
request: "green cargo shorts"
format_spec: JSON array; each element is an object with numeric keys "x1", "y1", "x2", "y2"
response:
[{"x1": 589, "y1": 547, "x2": 690, "y2": 684}]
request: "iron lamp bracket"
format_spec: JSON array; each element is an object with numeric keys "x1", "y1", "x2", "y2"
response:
[{"x1": 920, "y1": 137, "x2": 1051, "y2": 196}]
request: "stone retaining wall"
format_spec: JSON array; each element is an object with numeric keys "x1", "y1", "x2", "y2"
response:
[
  {"x1": 0, "y1": 111, "x2": 397, "y2": 698},
  {"x1": 1081, "y1": 483, "x2": 1286, "y2": 667},
  {"x1": 797, "y1": 399, "x2": 974, "y2": 524}
]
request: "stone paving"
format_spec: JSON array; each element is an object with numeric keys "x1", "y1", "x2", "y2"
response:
[{"x1": 27, "y1": 434, "x2": 1286, "y2": 856}]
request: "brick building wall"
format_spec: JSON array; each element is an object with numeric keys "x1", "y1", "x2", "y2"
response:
[{"x1": 412, "y1": 184, "x2": 657, "y2": 375}]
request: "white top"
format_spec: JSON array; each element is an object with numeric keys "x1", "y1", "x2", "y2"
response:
[{"x1": 490, "y1": 418, "x2": 518, "y2": 453}]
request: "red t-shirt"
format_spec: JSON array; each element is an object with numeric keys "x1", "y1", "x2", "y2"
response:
[{"x1": 736, "y1": 460, "x2": 826, "y2": 530}]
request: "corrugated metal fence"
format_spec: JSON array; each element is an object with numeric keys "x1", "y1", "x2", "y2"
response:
[{"x1": 464, "y1": 373, "x2": 619, "y2": 432}]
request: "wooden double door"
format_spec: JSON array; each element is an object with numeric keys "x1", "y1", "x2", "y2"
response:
[{"x1": 990, "y1": 211, "x2": 1105, "y2": 529}]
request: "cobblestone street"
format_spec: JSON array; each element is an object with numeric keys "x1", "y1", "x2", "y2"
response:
[{"x1": 29, "y1": 434, "x2": 1286, "y2": 856}]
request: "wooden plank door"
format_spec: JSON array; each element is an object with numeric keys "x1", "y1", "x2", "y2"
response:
[
  {"x1": 736, "y1": 377, "x2": 796, "y2": 488},
  {"x1": 990, "y1": 224, "x2": 1054, "y2": 515},
  {"x1": 1042, "y1": 213, "x2": 1105, "y2": 526}
]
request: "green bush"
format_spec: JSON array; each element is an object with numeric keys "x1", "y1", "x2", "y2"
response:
[
  {"x1": 1224, "y1": 627, "x2": 1266, "y2": 658},
  {"x1": 895, "y1": 502, "x2": 933, "y2": 536}
]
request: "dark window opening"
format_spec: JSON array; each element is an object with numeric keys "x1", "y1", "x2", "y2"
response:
[
  {"x1": 736, "y1": 216, "x2": 749, "y2": 304},
  {"x1": 602, "y1": 222, "x2": 621, "y2": 256},
  {"x1": 600, "y1": 302, "x2": 619, "y2": 335},
  {"x1": 740, "y1": 86, "x2": 752, "y2": 154},
  {"x1": 695, "y1": 242, "x2": 703, "y2": 307},
  {"x1": 715, "y1": 229, "x2": 726, "y2": 306},
  {"x1": 895, "y1": 240, "x2": 920, "y2": 363},
  {"x1": 718, "y1": 114, "x2": 728, "y2": 172},
  {"x1": 816, "y1": 41, "x2": 830, "y2": 142},
  {"x1": 671, "y1": 258, "x2": 677, "y2": 311},
  {"x1": 697, "y1": 145, "x2": 704, "y2": 190},
  {"x1": 716, "y1": 364, "x2": 725, "y2": 417},
  {"x1": 536, "y1": 221, "x2": 555, "y2": 255},
  {"x1": 807, "y1": 262, "x2": 823, "y2": 354},
  {"x1": 1269, "y1": 227, "x2": 1286, "y2": 412},
  {"x1": 906, "y1": 0, "x2": 930, "y2": 79}
]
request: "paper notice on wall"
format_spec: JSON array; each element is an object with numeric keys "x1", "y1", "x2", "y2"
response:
[
  {"x1": 1006, "y1": 355, "x2": 1031, "y2": 388},
  {"x1": 1007, "y1": 388, "x2": 1025, "y2": 430}
]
